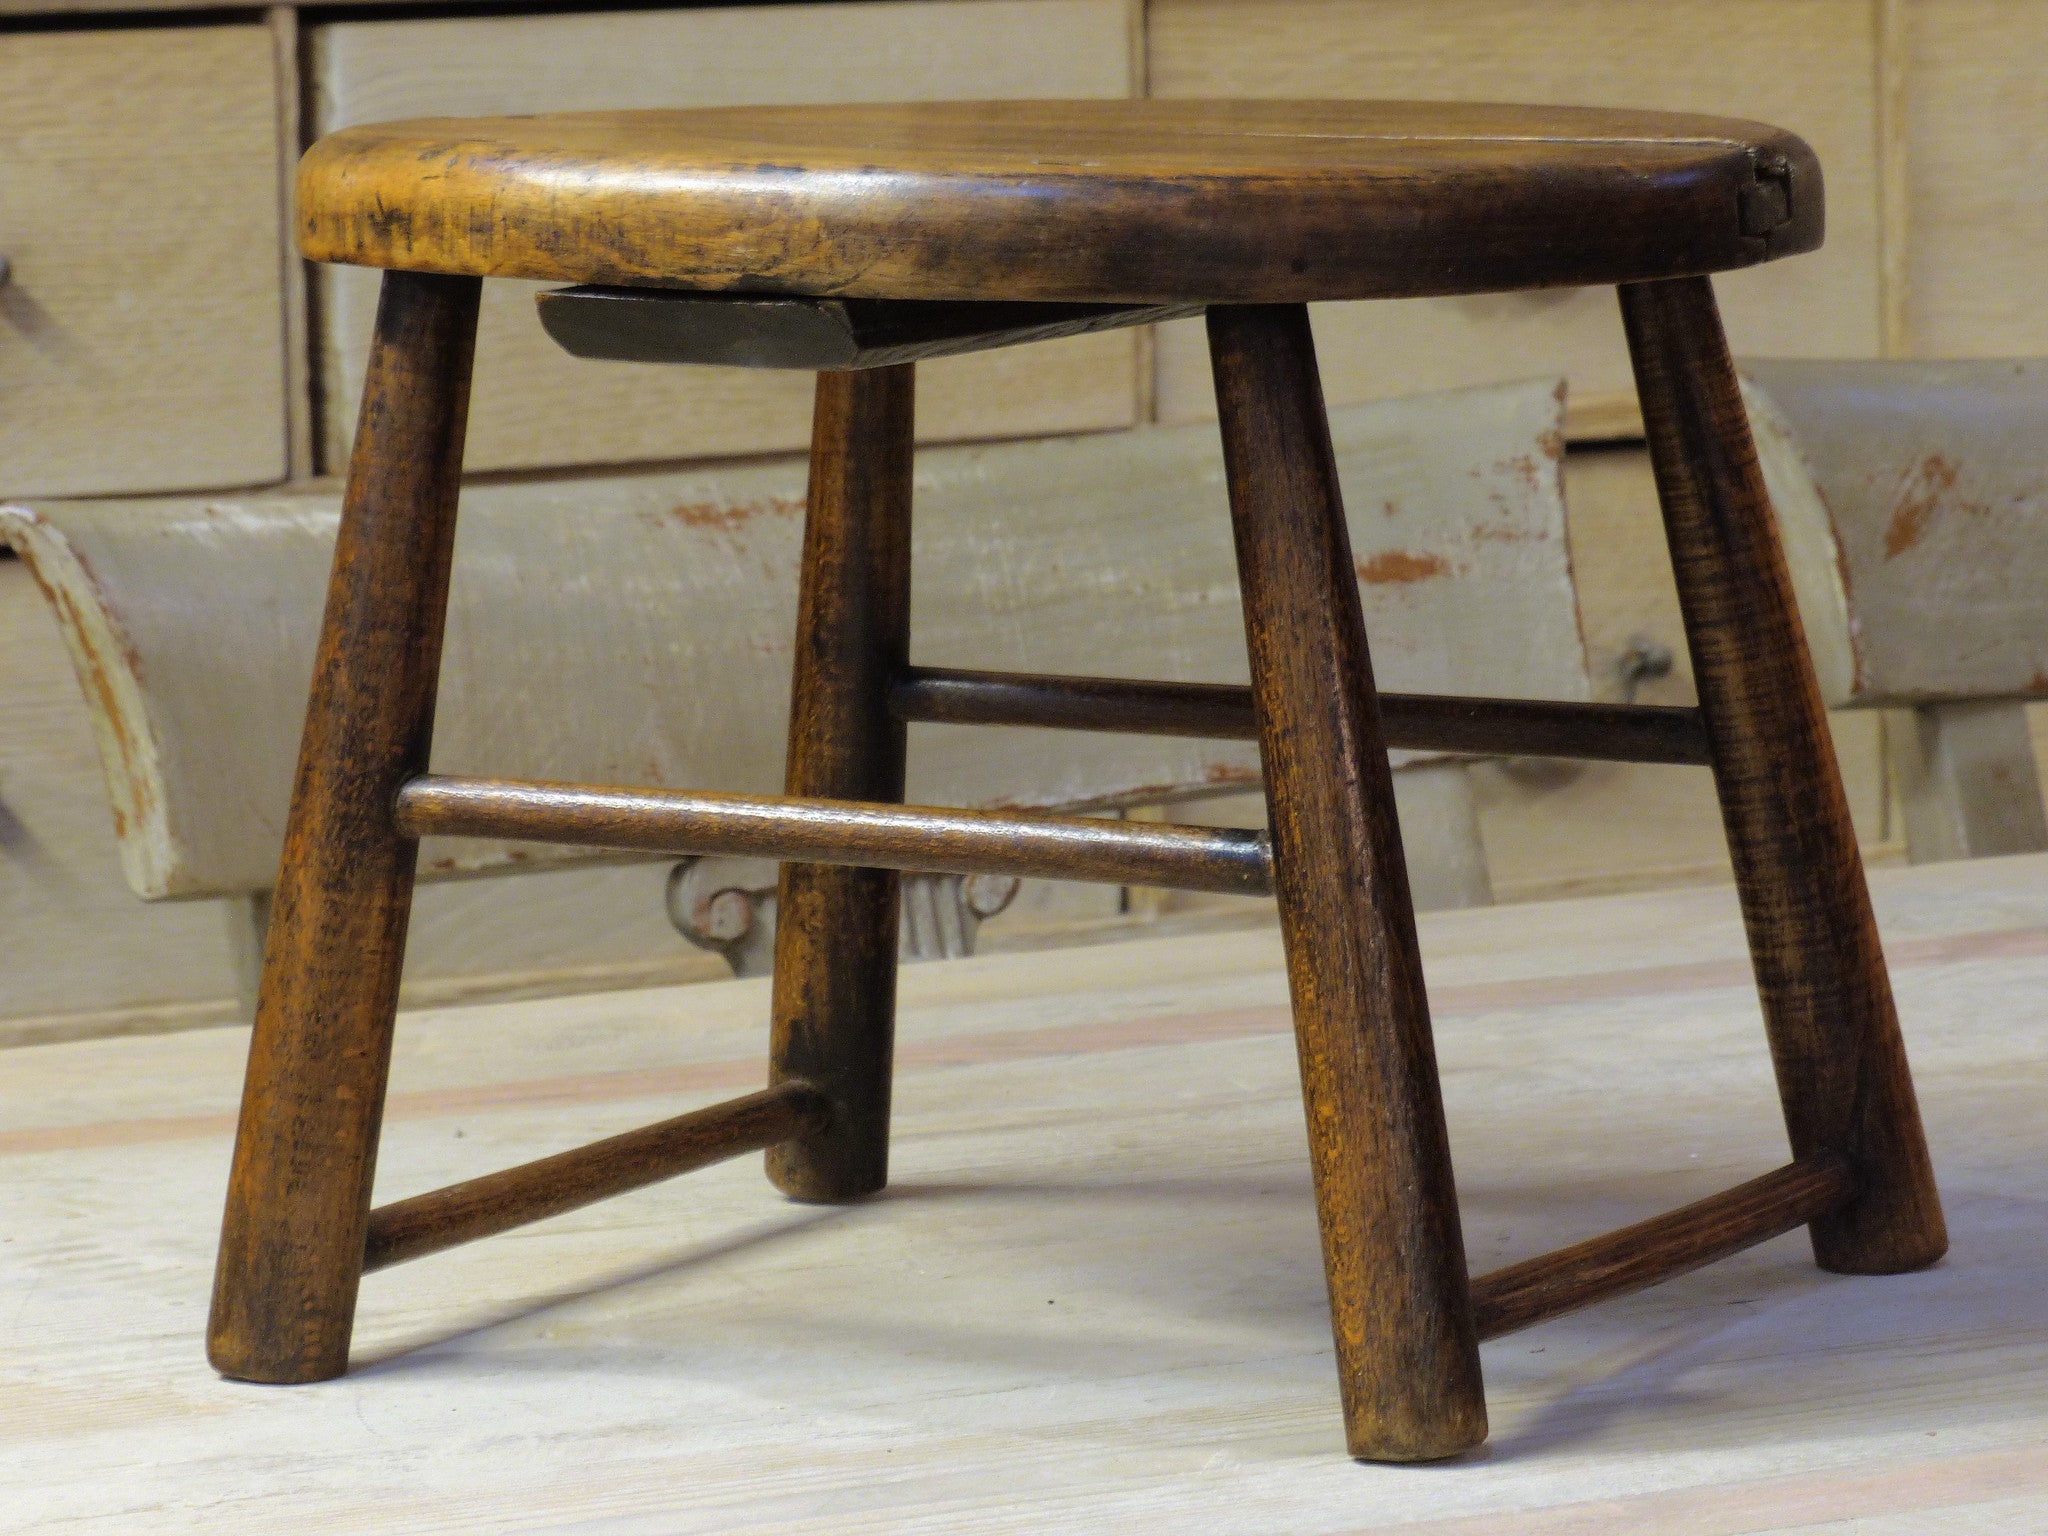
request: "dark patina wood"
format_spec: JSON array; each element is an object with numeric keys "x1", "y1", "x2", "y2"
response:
[
  {"x1": 213, "y1": 92, "x2": 1948, "y2": 1465},
  {"x1": 1621, "y1": 276, "x2": 1948, "y2": 1276},
  {"x1": 299, "y1": 101, "x2": 1819, "y2": 304},
  {"x1": 207, "y1": 269, "x2": 480, "y2": 1384},
  {"x1": 363, "y1": 1082, "x2": 829, "y2": 1272},
  {"x1": 889, "y1": 666, "x2": 1712, "y2": 765},
  {"x1": 1469, "y1": 1153, "x2": 1855, "y2": 1341},
  {"x1": 394, "y1": 777, "x2": 1274, "y2": 896},
  {"x1": 1209, "y1": 303, "x2": 1485, "y2": 1462},
  {"x1": 537, "y1": 286, "x2": 1197, "y2": 370},
  {"x1": 768, "y1": 367, "x2": 917, "y2": 1204}
]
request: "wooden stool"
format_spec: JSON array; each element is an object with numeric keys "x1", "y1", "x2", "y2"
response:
[{"x1": 211, "y1": 101, "x2": 1946, "y2": 1462}]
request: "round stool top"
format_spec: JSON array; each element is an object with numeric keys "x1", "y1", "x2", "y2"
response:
[{"x1": 298, "y1": 100, "x2": 1821, "y2": 304}]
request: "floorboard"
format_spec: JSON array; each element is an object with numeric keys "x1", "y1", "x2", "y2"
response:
[{"x1": 3, "y1": 857, "x2": 2045, "y2": 1531}]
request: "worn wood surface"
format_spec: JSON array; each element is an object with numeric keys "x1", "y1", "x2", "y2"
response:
[
  {"x1": 395, "y1": 778, "x2": 1275, "y2": 897},
  {"x1": 1, "y1": 855, "x2": 2038, "y2": 1526},
  {"x1": 768, "y1": 368, "x2": 915, "y2": 1203},
  {"x1": 1469, "y1": 1153, "x2": 1855, "y2": 1340},
  {"x1": 0, "y1": 378, "x2": 1579, "y2": 1045},
  {"x1": 1744, "y1": 358, "x2": 2048, "y2": 706},
  {"x1": 1739, "y1": 359, "x2": 2048, "y2": 862},
  {"x1": 0, "y1": 551, "x2": 715, "y2": 1043},
  {"x1": 312, "y1": 0, "x2": 1140, "y2": 473},
  {"x1": 0, "y1": 24, "x2": 287, "y2": 497},
  {"x1": 537, "y1": 288, "x2": 1193, "y2": 370},
  {"x1": 208, "y1": 272, "x2": 481, "y2": 1386},
  {"x1": 300, "y1": 99, "x2": 1818, "y2": 303},
  {"x1": 892, "y1": 667, "x2": 1709, "y2": 764},
  {"x1": 363, "y1": 1081, "x2": 827, "y2": 1272},
  {"x1": 0, "y1": 379, "x2": 1579, "y2": 903},
  {"x1": 1211, "y1": 304, "x2": 1483, "y2": 1460},
  {"x1": 1622, "y1": 277, "x2": 1946, "y2": 1276}
]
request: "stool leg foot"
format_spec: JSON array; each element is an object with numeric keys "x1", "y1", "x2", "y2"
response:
[
  {"x1": 208, "y1": 271, "x2": 481, "y2": 1382},
  {"x1": 1622, "y1": 276, "x2": 1947, "y2": 1275},
  {"x1": 768, "y1": 366, "x2": 916, "y2": 1203},
  {"x1": 1209, "y1": 305, "x2": 1487, "y2": 1461}
]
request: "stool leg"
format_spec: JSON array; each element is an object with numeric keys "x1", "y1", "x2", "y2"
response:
[
  {"x1": 767, "y1": 365, "x2": 915, "y2": 1202},
  {"x1": 1208, "y1": 305, "x2": 1486, "y2": 1461},
  {"x1": 208, "y1": 271, "x2": 481, "y2": 1382},
  {"x1": 1620, "y1": 276, "x2": 1947, "y2": 1274}
]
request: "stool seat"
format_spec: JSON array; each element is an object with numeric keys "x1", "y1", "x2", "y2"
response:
[{"x1": 297, "y1": 99, "x2": 1822, "y2": 303}]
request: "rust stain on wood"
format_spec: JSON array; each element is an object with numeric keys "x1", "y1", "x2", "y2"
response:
[
  {"x1": 1883, "y1": 454, "x2": 1959, "y2": 558},
  {"x1": 657, "y1": 496, "x2": 804, "y2": 533},
  {"x1": 1356, "y1": 550, "x2": 1452, "y2": 585}
]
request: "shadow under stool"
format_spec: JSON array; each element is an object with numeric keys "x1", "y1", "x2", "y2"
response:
[{"x1": 208, "y1": 100, "x2": 1947, "y2": 1462}]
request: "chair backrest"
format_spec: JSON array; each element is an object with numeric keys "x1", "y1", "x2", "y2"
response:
[
  {"x1": 0, "y1": 376, "x2": 1587, "y2": 902},
  {"x1": 1745, "y1": 358, "x2": 2048, "y2": 708}
]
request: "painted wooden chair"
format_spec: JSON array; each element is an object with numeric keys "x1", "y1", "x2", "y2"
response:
[
  {"x1": 209, "y1": 100, "x2": 1944, "y2": 1462},
  {"x1": 0, "y1": 374, "x2": 1579, "y2": 1002}
]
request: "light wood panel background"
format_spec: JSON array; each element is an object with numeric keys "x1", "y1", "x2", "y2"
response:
[
  {"x1": 0, "y1": 23, "x2": 287, "y2": 497},
  {"x1": 1899, "y1": 0, "x2": 2048, "y2": 355}
]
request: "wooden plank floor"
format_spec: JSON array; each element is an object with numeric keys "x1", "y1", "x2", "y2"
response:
[{"x1": 4, "y1": 856, "x2": 2046, "y2": 1532}]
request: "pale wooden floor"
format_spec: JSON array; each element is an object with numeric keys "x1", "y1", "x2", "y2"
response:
[{"x1": 4, "y1": 856, "x2": 2046, "y2": 1532}]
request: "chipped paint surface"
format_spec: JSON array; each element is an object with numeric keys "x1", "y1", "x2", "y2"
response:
[
  {"x1": 1357, "y1": 550, "x2": 1452, "y2": 585},
  {"x1": 6, "y1": 376, "x2": 1584, "y2": 898},
  {"x1": 1740, "y1": 373, "x2": 1860, "y2": 706},
  {"x1": 0, "y1": 507, "x2": 181, "y2": 899},
  {"x1": 656, "y1": 496, "x2": 804, "y2": 533},
  {"x1": 1882, "y1": 454, "x2": 1960, "y2": 559},
  {"x1": 1744, "y1": 358, "x2": 2048, "y2": 704}
]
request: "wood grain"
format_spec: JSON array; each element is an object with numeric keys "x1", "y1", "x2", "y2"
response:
[
  {"x1": 0, "y1": 24, "x2": 287, "y2": 496},
  {"x1": 891, "y1": 667, "x2": 1710, "y2": 764},
  {"x1": 311, "y1": 0, "x2": 1140, "y2": 474},
  {"x1": 1621, "y1": 276, "x2": 1946, "y2": 1275},
  {"x1": 208, "y1": 271, "x2": 480, "y2": 1385},
  {"x1": 393, "y1": 777, "x2": 1276, "y2": 897},
  {"x1": 1470, "y1": 1153, "x2": 1854, "y2": 1340},
  {"x1": 299, "y1": 99, "x2": 1818, "y2": 303},
  {"x1": 769, "y1": 368, "x2": 915, "y2": 1204},
  {"x1": 1209, "y1": 303, "x2": 1484, "y2": 1461},
  {"x1": 363, "y1": 1082, "x2": 828, "y2": 1271}
]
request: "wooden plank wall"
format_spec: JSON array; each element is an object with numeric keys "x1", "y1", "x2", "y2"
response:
[{"x1": 0, "y1": 24, "x2": 288, "y2": 497}]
